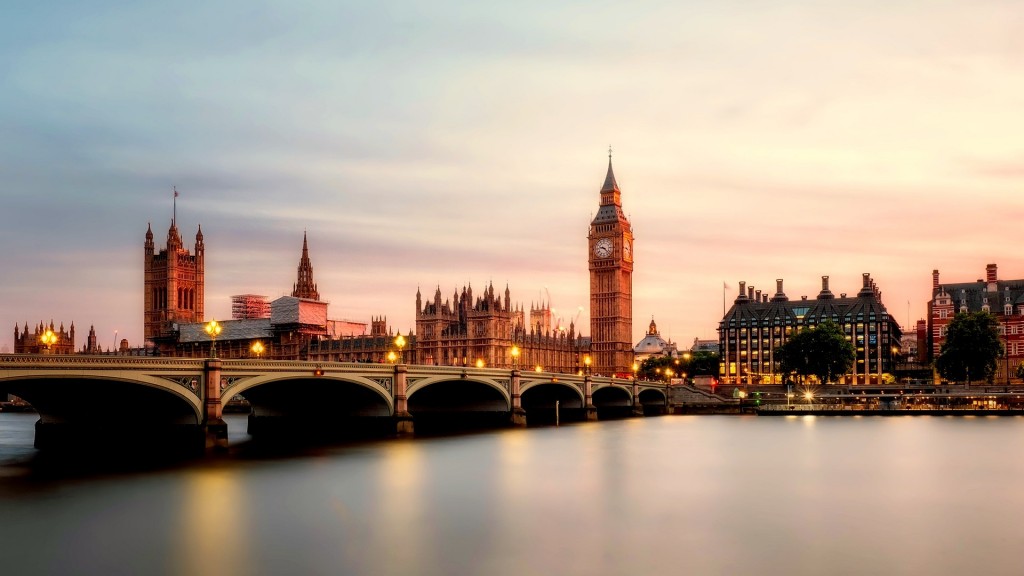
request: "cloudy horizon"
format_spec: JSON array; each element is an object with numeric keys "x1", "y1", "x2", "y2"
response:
[{"x1": 3, "y1": 0, "x2": 1023, "y2": 352}]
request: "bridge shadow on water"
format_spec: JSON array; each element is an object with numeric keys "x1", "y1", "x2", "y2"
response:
[
  {"x1": 0, "y1": 411, "x2": 604, "y2": 485},
  {"x1": 0, "y1": 398, "x2": 668, "y2": 486}
]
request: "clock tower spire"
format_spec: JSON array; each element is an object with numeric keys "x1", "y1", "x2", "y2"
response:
[{"x1": 588, "y1": 150, "x2": 634, "y2": 376}]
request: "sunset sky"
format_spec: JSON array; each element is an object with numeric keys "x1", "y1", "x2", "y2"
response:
[{"x1": 3, "y1": 1, "x2": 1023, "y2": 353}]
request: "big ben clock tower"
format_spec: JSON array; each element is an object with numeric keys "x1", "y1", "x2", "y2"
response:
[{"x1": 588, "y1": 151, "x2": 634, "y2": 376}]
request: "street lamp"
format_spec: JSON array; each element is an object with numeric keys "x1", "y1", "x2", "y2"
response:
[
  {"x1": 205, "y1": 319, "x2": 222, "y2": 358},
  {"x1": 632, "y1": 362, "x2": 639, "y2": 381},
  {"x1": 511, "y1": 345, "x2": 520, "y2": 368},
  {"x1": 584, "y1": 354, "x2": 592, "y2": 375},
  {"x1": 387, "y1": 351, "x2": 397, "y2": 364},
  {"x1": 476, "y1": 358, "x2": 485, "y2": 368},
  {"x1": 39, "y1": 329, "x2": 57, "y2": 354},
  {"x1": 394, "y1": 334, "x2": 406, "y2": 363},
  {"x1": 251, "y1": 341, "x2": 265, "y2": 359},
  {"x1": 535, "y1": 365, "x2": 543, "y2": 373}
]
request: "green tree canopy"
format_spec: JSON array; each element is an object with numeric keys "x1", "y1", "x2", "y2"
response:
[
  {"x1": 637, "y1": 351, "x2": 719, "y2": 382},
  {"x1": 935, "y1": 311, "x2": 1002, "y2": 384},
  {"x1": 776, "y1": 320, "x2": 855, "y2": 384}
]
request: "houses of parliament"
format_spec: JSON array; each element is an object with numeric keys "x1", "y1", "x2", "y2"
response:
[{"x1": 18, "y1": 157, "x2": 637, "y2": 375}]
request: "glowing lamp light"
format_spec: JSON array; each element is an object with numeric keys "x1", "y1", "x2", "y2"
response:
[
  {"x1": 394, "y1": 334, "x2": 406, "y2": 363},
  {"x1": 39, "y1": 329, "x2": 58, "y2": 351},
  {"x1": 204, "y1": 319, "x2": 222, "y2": 358}
]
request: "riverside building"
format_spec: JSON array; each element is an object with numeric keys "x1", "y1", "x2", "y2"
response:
[
  {"x1": 718, "y1": 274, "x2": 902, "y2": 387},
  {"x1": 928, "y1": 264, "x2": 1024, "y2": 384}
]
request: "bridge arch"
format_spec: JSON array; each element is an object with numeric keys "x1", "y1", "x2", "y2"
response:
[
  {"x1": 407, "y1": 374, "x2": 511, "y2": 411},
  {"x1": 0, "y1": 372, "x2": 203, "y2": 424},
  {"x1": 225, "y1": 373, "x2": 394, "y2": 416},
  {"x1": 592, "y1": 383, "x2": 633, "y2": 406}
]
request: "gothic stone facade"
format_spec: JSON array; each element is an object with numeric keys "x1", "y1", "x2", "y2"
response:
[
  {"x1": 588, "y1": 155, "x2": 634, "y2": 376},
  {"x1": 414, "y1": 283, "x2": 587, "y2": 373},
  {"x1": 144, "y1": 219, "x2": 204, "y2": 345}
]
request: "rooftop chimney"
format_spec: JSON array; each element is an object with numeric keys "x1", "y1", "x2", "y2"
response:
[
  {"x1": 932, "y1": 269, "x2": 940, "y2": 290},
  {"x1": 736, "y1": 281, "x2": 748, "y2": 302},
  {"x1": 817, "y1": 276, "x2": 834, "y2": 299},
  {"x1": 772, "y1": 279, "x2": 788, "y2": 302},
  {"x1": 987, "y1": 263, "x2": 998, "y2": 285}
]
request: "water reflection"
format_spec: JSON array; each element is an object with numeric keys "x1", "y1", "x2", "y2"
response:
[
  {"x1": 3, "y1": 415, "x2": 1024, "y2": 575},
  {"x1": 174, "y1": 467, "x2": 251, "y2": 576}
]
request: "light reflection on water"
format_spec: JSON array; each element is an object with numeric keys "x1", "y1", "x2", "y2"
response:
[{"x1": 1, "y1": 414, "x2": 1024, "y2": 575}]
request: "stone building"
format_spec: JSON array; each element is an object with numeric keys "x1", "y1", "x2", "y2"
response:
[
  {"x1": 144, "y1": 216, "x2": 204, "y2": 346},
  {"x1": 633, "y1": 318, "x2": 678, "y2": 362},
  {"x1": 13, "y1": 321, "x2": 76, "y2": 354},
  {"x1": 718, "y1": 274, "x2": 902, "y2": 386},
  {"x1": 588, "y1": 153, "x2": 635, "y2": 376},
  {"x1": 928, "y1": 264, "x2": 1024, "y2": 384},
  {"x1": 413, "y1": 283, "x2": 587, "y2": 373}
]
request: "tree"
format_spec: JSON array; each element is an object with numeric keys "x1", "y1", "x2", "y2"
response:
[
  {"x1": 637, "y1": 351, "x2": 719, "y2": 383},
  {"x1": 935, "y1": 311, "x2": 1002, "y2": 384},
  {"x1": 776, "y1": 321, "x2": 855, "y2": 385}
]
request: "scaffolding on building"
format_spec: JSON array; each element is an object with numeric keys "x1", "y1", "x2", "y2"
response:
[{"x1": 231, "y1": 294, "x2": 271, "y2": 320}]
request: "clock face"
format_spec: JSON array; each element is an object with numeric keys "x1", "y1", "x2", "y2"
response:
[
  {"x1": 623, "y1": 240, "x2": 632, "y2": 260},
  {"x1": 594, "y1": 238, "x2": 613, "y2": 258}
]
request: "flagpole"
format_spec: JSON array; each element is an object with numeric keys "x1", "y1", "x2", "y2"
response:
[{"x1": 173, "y1": 186, "x2": 178, "y2": 226}]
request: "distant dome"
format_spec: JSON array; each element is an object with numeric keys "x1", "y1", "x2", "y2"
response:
[{"x1": 633, "y1": 317, "x2": 676, "y2": 359}]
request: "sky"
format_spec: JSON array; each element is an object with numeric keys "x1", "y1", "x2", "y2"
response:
[{"x1": 2, "y1": 0, "x2": 1023, "y2": 353}]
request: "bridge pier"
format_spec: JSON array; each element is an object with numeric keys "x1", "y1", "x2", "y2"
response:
[
  {"x1": 631, "y1": 380, "x2": 645, "y2": 417},
  {"x1": 510, "y1": 369, "x2": 527, "y2": 427},
  {"x1": 584, "y1": 376, "x2": 598, "y2": 421},
  {"x1": 394, "y1": 364, "x2": 415, "y2": 437},
  {"x1": 203, "y1": 359, "x2": 229, "y2": 452}
]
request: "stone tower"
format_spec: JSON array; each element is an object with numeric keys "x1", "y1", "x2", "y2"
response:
[
  {"x1": 144, "y1": 206, "x2": 204, "y2": 344},
  {"x1": 588, "y1": 151, "x2": 634, "y2": 375},
  {"x1": 292, "y1": 232, "x2": 320, "y2": 301}
]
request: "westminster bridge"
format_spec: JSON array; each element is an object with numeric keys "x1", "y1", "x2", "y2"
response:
[{"x1": 0, "y1": 355, "x2": 674, "y2": 452}]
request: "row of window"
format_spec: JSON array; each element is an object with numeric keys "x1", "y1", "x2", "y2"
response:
[
  {"x1": 726, "y1": 313, "x2": 887, "y2": 327},
  {"x1": 726, "y1": 323, "x2": 886, "y2": 338}
]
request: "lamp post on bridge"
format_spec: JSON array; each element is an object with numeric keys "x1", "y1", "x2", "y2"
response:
[
  {"x1": 395, "y1": 334, "x2": 406, "y2": 364},
  {"x1": 204, "y1": 319, "x2": 222, "y2": 358},
  {"x1": 39, "y1": 329, "x2": 57, "y2": 354},
  {"x1": 251, "y1": 341, "x2": 265, "y2": 359}
]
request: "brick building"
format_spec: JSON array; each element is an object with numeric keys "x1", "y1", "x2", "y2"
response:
[{"x1": 928, "y1": 264, "x2": 1024, "y2": 384}]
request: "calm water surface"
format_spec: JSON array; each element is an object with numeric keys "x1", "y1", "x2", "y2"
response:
[{"x1": 1, "y1": 412, "x2": 1023, "y2": 576}]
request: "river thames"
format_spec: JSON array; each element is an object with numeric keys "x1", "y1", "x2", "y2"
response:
[{"x1": 1, "y1": 412, "x2": 1023, "y2": 575}]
